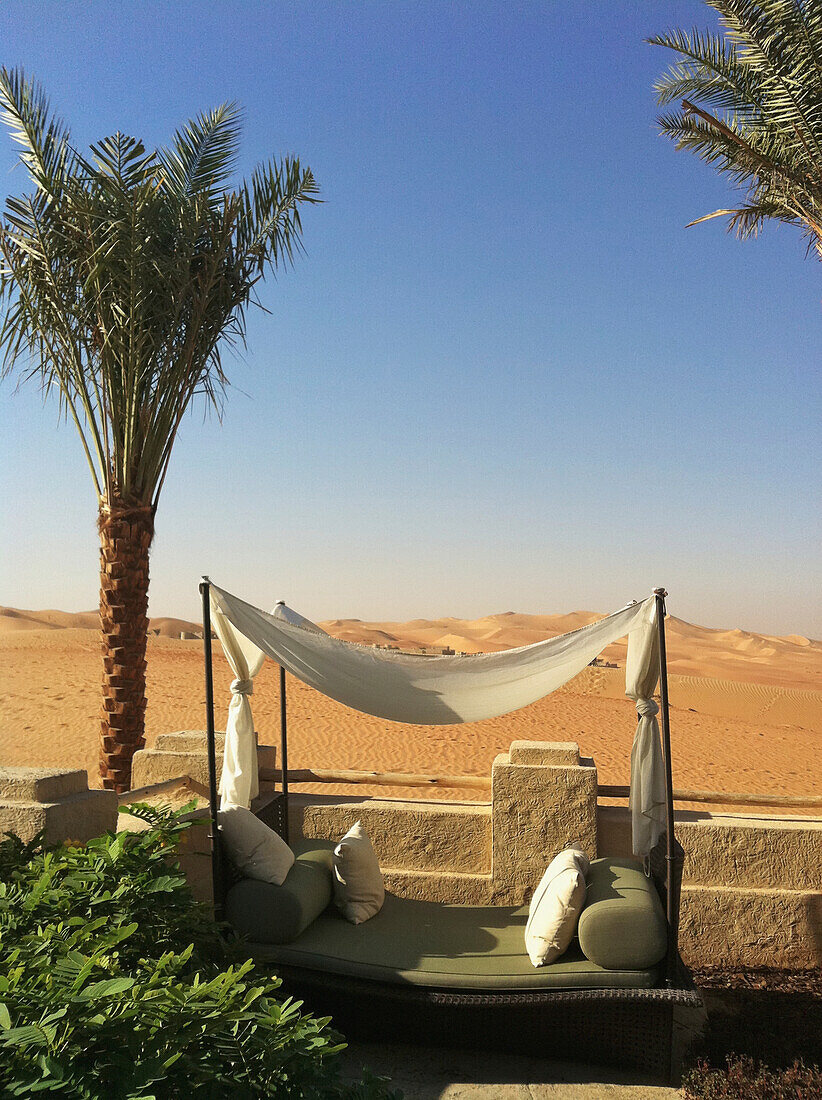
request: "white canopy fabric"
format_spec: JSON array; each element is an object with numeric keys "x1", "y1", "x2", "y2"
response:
[
  {"x1": 208, "y1": 583, "x2": 668, "y2": 857},
  {"x1": 625, "y1": 601, "x2": 667, "y2": 858},
  {"x1": 209, "y1": 600, "x2": 266, "y2": 807}
]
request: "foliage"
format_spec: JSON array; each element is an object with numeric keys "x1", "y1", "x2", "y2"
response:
[
  {"x1": 0, "y1": 807, "x2": 396, "y2": 1098},
  {"x1": 686, "y1": 970, "x2": 822, "y2": 1100},
  {"x1": 649, "y1": 0, "x2": 822, "y2": 257},
  {"x1": 0, "y1": 68, "x2": 319, "y2": 509},
  {"x1": 683, "y1": 1056, "x2": 822, "y2": 1098}
]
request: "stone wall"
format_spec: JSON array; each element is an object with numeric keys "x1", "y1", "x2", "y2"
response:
[
  {"x1": 598, "y1": 804, "x2": 822, "y2": 968},
  {"x1": 288, "y1": 743, "x2": 822, "y2": 969},
  {"x1": 490, "y1": 742, "x2": 597, "y2": 903},
  {"x1": 13, "y1": 733, "x2": 816, "y2": 970},
  {"x1": 0, "y1": 767, "x2": 118, "y2": 845}
]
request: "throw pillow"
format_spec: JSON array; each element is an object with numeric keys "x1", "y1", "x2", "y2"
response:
[
  {"x1": 525, "y1": 846, "x2": 589, "y2": 967},
  {"x1": 333, "y1": 820, "x2": 385, "y2": 924},
  {"x1": 218, "y1": 804, "x2": 295, "y2": 885}
]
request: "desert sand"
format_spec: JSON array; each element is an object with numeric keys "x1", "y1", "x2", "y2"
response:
[{"x1": 0, "y1": 605, "x2": 820, "y2": 814}]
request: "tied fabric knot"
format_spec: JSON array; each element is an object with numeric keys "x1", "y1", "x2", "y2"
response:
[
  {"x1": 230, "y1": 679, "x2": 253, "y2": 696},
  {"x1": 636, "y1": 697, "x2": 659, "y2": 719}
]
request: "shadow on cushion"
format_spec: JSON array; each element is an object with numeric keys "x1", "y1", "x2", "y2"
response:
[
  {"x1": 226, "y1": 841, "x2": 334, "y2": 944},
  {"x1": 577, "y1": 857, "x2": 667, "y2": 970}
]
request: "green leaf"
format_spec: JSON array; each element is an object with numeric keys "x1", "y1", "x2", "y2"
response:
[
  {"x1": 76, "y1": 976, "x2": 135, "y2": 999},
  {"x1": 0, "y1": 1024, "x2": 50, "y2": 1048},
  {"x1": 141, "y1": 875, "x2": 184, "y2": 893}
]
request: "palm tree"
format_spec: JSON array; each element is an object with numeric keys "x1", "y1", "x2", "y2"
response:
[
  {"x1": 649, "y1": 0, "x2": 822, "y2": 257},
  {"x1": 0, "y1": 69, "x2": 319, "y2": 792}
]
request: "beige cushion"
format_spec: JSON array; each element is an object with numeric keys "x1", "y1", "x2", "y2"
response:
[
  {"x1": 525, "y1": 847, "x2": 589, "y2": 967},
  {"x1": 219, "y1": 805, "x2": 294, "y2": 885},
  {"x1": 333, "y1": 820, "x2": 385, "y2": 924}
]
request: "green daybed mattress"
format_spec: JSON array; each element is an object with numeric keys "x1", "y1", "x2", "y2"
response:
[{"x1": 226, "y1": 849, "x2": 668, "y2": 993}]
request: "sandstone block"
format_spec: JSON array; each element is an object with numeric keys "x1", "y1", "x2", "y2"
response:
[
  {"x1": 599, "y1": 804, "x2": 822, "y2": 890},
  {"x1": 509, "y1": 741, "x2": 580, "y2": 766},
  {"x1": 0, "y1": 767, "x2": 118, "y2": 846},
  {"x1": 491, "y1": 749, "x2": 597, "y2": 904},
  {"x1": 680, "y1": 884, "x2": 822, "y2": 968},
  {"x1": 292, "y1": 793, "x2": 491, "y2": 874},
  {"x1": 0, "y1": 766, "x2": 88, "y2": 803},
  {"x1": 130, "y1": 739, "x2": 275, "y2": 792},
  {"x1": 678, "y1": 813, "x2": 822, "y2": 891},
  {"x1": 597, "y1": 804, "x2": 633, "y2": 858},
  {"x1": 154, "y1": 730, "x2": 227, "y2": 753},
  {"x1": 172, "y1": 815, "x2": 214, "y2": 905},
  {"x1": 383, "y1": 868, "x2": 494, "y2": 905}
]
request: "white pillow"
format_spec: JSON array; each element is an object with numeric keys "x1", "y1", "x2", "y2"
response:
[
  {"x1": 218, "y1": 804, "x2": 295, "y2": 885},
  {"x1": 525, "y1": 846, "x2": 589, "y2": 967},
  {"x1": 333, "y1": 820, "x2": 385, "y2": 924}
]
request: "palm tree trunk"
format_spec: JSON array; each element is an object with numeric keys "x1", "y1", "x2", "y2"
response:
[{"x1": 98, "y1": 501, "x2": 154, "y2": 792}]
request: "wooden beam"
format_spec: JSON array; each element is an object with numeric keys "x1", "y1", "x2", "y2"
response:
[
  {"x1": 673, "y1": 788, "x2": 822, "y2": 810},
  {"x1": 259, "y1": 768, "x2": 819, "y2": 809},
  {"x1": 598, "y1": 784, "x2": 822, "y2": 810},
  {"x1": 259, "y1": 766, "x2": 490, "y2": 792},
  {"x1": 119, "y1": 775, "x2": 195, "y2": 804}
]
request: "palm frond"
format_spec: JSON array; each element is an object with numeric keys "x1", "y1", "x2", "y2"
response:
[
  {"x1": 649, "y1": 26, "x2": 764, "y2": 112},
  {"x1": 0, "y1": 68, "x2": 319, "y2": 510},
  {"x1": 0, "y1": 67, "x2": 75, "y2": 193},
  {"x1": 650, "y1": 1, "x2": 822, "y2": 258},
  {"x1": 711, "y1": 0, "x2": 822, "y2": 161},
  {"x1": 160, "y1": 102, "x2": 242, "y2": 197},
  {"x1": 236, "y1": 156, "x2": 321, "y2": 273}
]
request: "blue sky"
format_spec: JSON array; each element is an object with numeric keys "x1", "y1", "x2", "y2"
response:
[{"x1": 1, "y1": 1, "x2": 820, "y2": 636}]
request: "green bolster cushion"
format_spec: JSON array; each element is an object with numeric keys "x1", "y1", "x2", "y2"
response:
[
  {"x1": 577, "y1": 857, "x2": 668, "y2": 971},
  {"x1": 225, "y1": 843, "x2": 334, "y2": 945}
]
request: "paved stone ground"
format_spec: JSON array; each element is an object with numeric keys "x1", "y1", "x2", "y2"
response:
[{"x1": 341, "y1": 1042, "x2": 682, "y2": 1098}]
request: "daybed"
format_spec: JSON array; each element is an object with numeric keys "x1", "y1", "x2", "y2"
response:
[
  {"x1": 198, "y1": 580, "x2": 703, "y2": 1082},
  {"x1": 225, "y1": 841, "x2": 700, "y2": 1082}
]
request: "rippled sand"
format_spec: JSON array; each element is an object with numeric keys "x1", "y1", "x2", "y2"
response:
[{"x1": 1, "y1": 605, "x2": 819, "y2": 815}]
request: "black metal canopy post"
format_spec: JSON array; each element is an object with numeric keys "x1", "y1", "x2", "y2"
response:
[
  {"x1": 200, "y1": 577, "x2": 224, "y2": 920},
  {"x1": 653, "y1": 587, "x2": 680, "y2": 986},
  {"x1": 274, "y1": 601, "x2": 290, "y2": 843},
  {"x1": 279, "y1": 664, "x2": 290, "y2": 844}
]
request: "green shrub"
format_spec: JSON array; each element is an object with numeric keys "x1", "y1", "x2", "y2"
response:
[
  {"x1": 683, "y1": 1055, "x2": 822, "y2": 1099},
  {"x1": 0, "y1": 807, "x2": 396, "y2": 1098}
]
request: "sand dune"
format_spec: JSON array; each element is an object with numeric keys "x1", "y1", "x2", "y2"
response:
[
  {"x1": 0, "y1": 606, "x2": 202, "y2": 639},
  {"x1": 1, "y1": 603, "x2": 819, "y2": 813},
  {"x1": 3, "y1": 602, "x2": 819, "y2": 690},
  {"x1": 315, "y1": 610, "x2": 822, "y2": 692},
  {"x1": 0, "y1": 607, "x2": 101, "y2": 632}
]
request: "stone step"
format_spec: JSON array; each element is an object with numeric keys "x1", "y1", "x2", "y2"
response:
[
  {"x1": 131, "y1": 744, "x2": 276, "y2": 792},
  {"x1": 0, "y1": 767, "x2": 118, "y2": 845},
  {"x1": 155, "y1": 730, "x2": 227, "y2": 752},
  {"x1": 384, "y1": 868, "x2": 493, "y2": 905},
  {"x1": 0, "y1": 767, "x2": 89, "y2": 803}
]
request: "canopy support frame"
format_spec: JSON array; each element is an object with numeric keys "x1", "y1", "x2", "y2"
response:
[
  {"x1": 653, "y1": 588, "x2": 681, "y2": 987},
  {"x1": 200, "y1": 576, "x2": 225, "y2": 920},
  {"x1": 275, "y1": 600, "x2": 290, "y2": 845},
  {"x1": 201, "y1": 580, "x2": 682, "y2": 981},
  {"x1": 279, "y1": 663, "x2": 290, "y2": 844}
]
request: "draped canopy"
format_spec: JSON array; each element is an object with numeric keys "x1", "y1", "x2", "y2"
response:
[{"x1": 208, "y1": 583, "x2": 667, "y2": 858}]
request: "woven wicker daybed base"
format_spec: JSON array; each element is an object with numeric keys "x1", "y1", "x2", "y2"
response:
[{"x1": 267, "y1": 960, "x2": 702, "y2": 1084}]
